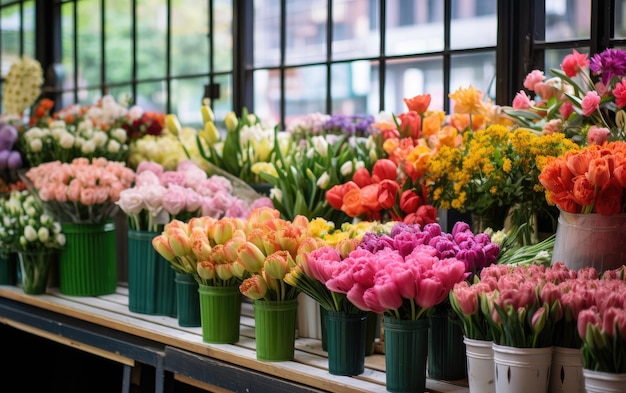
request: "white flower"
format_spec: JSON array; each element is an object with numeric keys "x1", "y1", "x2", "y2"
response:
[
  {"x1": 24, "y1": 225, "x2": 38, "y2": 242},
  {"x1": 37, "y1": 227, "x2": 50, "y2": 242},
  {"x1": 29, "y1": 138, "x2": 43, "y2": 152},
  {"x1": 270, "y1": 188, "x2": 283, "y2": 203},
  {"x1": 59, "y1": 131, "x2": 75, "y2": 149},
  {"x1": 110, "y1": 127, "x2": 128, "y2": 144},
  {"x1": 316, "y1": 172, "x2": 330, "y2": 189},
  {"x1": 81, "y1": 139, "x2": 96, "y2": 154},
  {"x1": 107, "y1": 139, "x2": 121, "y2": 153},
  {"x1": 340, "y1": 161, "x2": 353, "y2": 177},
  {"x1": 311, "y1": 135, "x2": 329, "y2": 157}
]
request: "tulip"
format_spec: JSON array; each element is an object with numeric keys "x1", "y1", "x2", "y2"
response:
[
  {"x1": 239, "y1": 275, "x2": 268, "y2": 300},
  {"x1": 197, "y1": 261, "x2": 217, "y2": 281},
  {"x1": 237, "y1": 242, "x2": 267, "y2": 273},
  {"x1": 215, "y1": 262, "x2": 234, "y2": 281},
  {"x1": 152, "y1": 235, "x2": 176, "y2": 262},
  {"x1": 168, "y1": 227, "x2": 192, "y2": 256},
  {"x1": 165, "y1": 114, "x2": 182, "y2": 136},
  {"x1": 264, "y1": 250, "x2": 292, "y2": 280}
]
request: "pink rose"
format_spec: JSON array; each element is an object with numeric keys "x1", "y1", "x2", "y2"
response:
[
  {"x1": 523, "y1": 69, "x2": 544, "y2": 91},
  {"x1": 512, "y1": 90, "x2": 533, "y2": 109},
  {"x1": 135, "y1": 170, "x2": 161, "y2": 186},
  {"x1": 116, "y1": 188, "x2": 145, "y2": 215},
  {"x1": 587, "y1": 125, "x2": 610, "y2": 145},
  {"x1": 162, "y1": 185, "x2": 187, "y2": 215},
  {"x1": 136, "y1": 161, "x2": 164, "y2": 177},
  {"x1": 160, "y1": 171, "x2": 186, "y2": 187},
  {"x1": 581, "y1": 91, "x2": 601, "y2": 116}
]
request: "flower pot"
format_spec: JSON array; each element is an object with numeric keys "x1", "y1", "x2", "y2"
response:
[
  {"x1": 253, "y1": 299, "x2": 298, "y2": 361},
  {"x1": 383, "y1": 316, "x2": 429, "y2": 393},
  {"x1": 549, "y1": 346, "x2": 583, "y2": 393},
  {"x1": 59, "y1": 221, "x2": 117, "y2": 296},
  {"x1": 175, "y1": 272, "x2": 201, "y2": 327},
  {"x1": 198, "y1": 284, "x2": 241, "y2": 344},
  {"x1": 326, "y1": 311, "x2": 367, "y2": 376},
  {"x1": 583, "y1": 369, "x2": 626, "y2": 392},
  {"x1": 552, "y1": 210, "x2": 626, "y2": 273},
  {"x1": 127, "y1": 229, "x2": 176, "y2": 317},
  {"x1": 428, "y1": 309, "x2": 467, "y2": 380},
  {"x1": 0, "y1": 252, "x2": 17, "y2": 285},
  {"x1": 463, "y1": 336, "x2": 495, "y2": 393},
  {"x1": 492, "y1": 343, "x2": 552, "y2": 393},
  {"x1": 18, "y1": 249, "x2": 57, "y2": 295}
]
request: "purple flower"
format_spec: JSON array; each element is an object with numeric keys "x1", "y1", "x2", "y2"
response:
[
  {"x1": 589, "y1": 48, "x2": 626, "y2": 85},
  {"x1": 358, "y1": 232, "x2": 394, "y2": 252}
]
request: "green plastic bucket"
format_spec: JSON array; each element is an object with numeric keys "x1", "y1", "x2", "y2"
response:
[{"x1": 59, "y1": 221, "x2": 117, "y2": 296}]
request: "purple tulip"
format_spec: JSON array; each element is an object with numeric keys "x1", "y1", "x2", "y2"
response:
[
  {"x1": 7, "y1": 151, "x2": 22, "y2": 170},
  {"x1": 0, "y1": 150, "x2": 9, "y2": 170},
  {"x1": 0, "y1": 124, "x2": 18, "y2": 147}
]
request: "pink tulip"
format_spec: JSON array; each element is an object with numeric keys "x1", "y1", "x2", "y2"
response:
[
  {"x1": 152, "y1": 234, "x2": 176, "y2": 262},
  {"x1": 415, "y1": 277, "x2": 447, "y2": 309},
  {"x1": 577, "y1": 307, "x2": 601, "y2": 341},
  {"x1": 451, "y1": 281, "x2": 479, "y2": 316}
]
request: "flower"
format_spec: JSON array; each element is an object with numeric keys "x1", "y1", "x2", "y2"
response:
[
  {"x1": 23, "y1": 157, "x2": 135, "y2": 224},
  {"x1": 506, "y1": 48, "x2": 626, "y2": 145},
  {"x1": 0, "y1": 189, "x2": 66, "y2": 254},
  {"x1": 305, "y1": 221, "x2": 469, "y2": 321},
  {"x1": 117, "y1": 160, "x2": 256, "y2": 232},
  {"x1": 577, "y1": 271, "x2": 626, "y2": 373},
  {"x1": 0, "y1": 122, "x2": 24, "y2": 189},
  {"x1": 152, "y1": 215, "x2": 249, "y2": 286},
  {"x1": 538, "y1": 140, "x2": 626, "y2": 214},
  {"x1": 253, "y1": 128, "x2": 374, "y2": 223},
  {"x1": 284, "y1": 219, "x2": 392, "y2": 313},
  {"x1": 193, "y1": 102, "x2": 280, "y2": 184},
  {"x1": 22, "y1": 95, "x2": 164, "y2": 167},
  {"x1": 426, "y1": 125, "x2": 579, "y2": 242},
  {"x1": 2, "y1": 55, "x2": 44, "y2": 116}
]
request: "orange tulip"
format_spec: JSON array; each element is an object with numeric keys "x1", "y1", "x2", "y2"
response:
[
  {"x1": 404, "y1": 94, "x2": 431, "y2": 114},
  {"x1": 586, "y1": 157, "x2": 611, "y2": 187},
  {"x1": 239, "y1": 275, "x2": 268, "y2": 300},
  {"x1": 341, "y1": 187, "x2": 367, "y2": 217},
  {"x1": 571, "y1": 175, "x2": 595, "y2": 206}
]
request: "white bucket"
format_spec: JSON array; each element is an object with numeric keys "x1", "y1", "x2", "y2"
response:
[
  {"x1": 464, "y1": 336, "x2": 495, "y2": 393},
  {"x1": 493, "y1": 344, "x2": 552, "y2": 393},
  {"x1": 583, "y1": 369, "x2": 626, "y2": 393},
  {"x1": 549, "y1": 346, "x2": 583, "y2": 393}
]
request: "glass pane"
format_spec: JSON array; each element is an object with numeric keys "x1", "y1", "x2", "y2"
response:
[
  {"x1": 285, "y1": 65, "x2": 327, "y2": 120},
  {"x1": 1, "y1": 4, "x2": 21, "y2": 77},
  {"x1": 449, "y1": 51, "x2": 496, "y2": 106},
  {"x1": 615, "y1": 0, "x2": 626, "y2": 38},
  {"x1": 214, "y1": 0, "x2": 233, "y2": 73},
  {"x1": 545, "y1": 0, "x2": 590, "y2": 42},
  {"x1": 171, "y1": 0, "x2": 209, "y2": 76},
  {"x1": 285, "y1": 1, "x2": 327, "y2": 65},
  {"x1": 136, "y1": 81, "x2": 167, "y2": 112},
  {"x1": 105, "y1": 0, "x2": 132, "y2": 84},
  {"x1": 210, "y1": 73, "x2": 234, "y2": 127},
  {"x1": 77, "y1": 88, "x2": 104, "y2": 106},
  {"x1": 330, "y1": 61, "x2": 373, "y2": 115},
  {"x1": 332, "y1": 0, "x2": 379, "y2": 61},
  {"x1": 77, "y1": 0, "x2": 102, "y2": 88},
  {"x1": 386, "y1": 0, "x2": 443, "y2": 56},
  {"x1": 171, "y1": 77, "x2": 208, "y2": 128},
  {"x1": 107, "y1": 85, "x2": 134, "y2": 107},
  {"x1": 253, "y1": 0, "x2": 281, "y2": 67},
  {"x1": 385, "y1": 57, "x2": 444, "y2": 114},
  {"x1": 450, "y1": 0, "x2": 497, "y2": 50},
  {"x1": 137, "y1": 0, "x2": 167, "y2": 79},
  {"x1": 61, "y1": 2, "x2": 76, "y2": 89},
  {"x1": 23, "y1": 0, "x2": 35, "y2": 58}
]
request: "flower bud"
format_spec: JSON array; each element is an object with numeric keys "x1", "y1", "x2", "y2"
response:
[
  {"x1": 201, "y1": 121, "x2": 220, "y2": 145},
  {"x1": 152, "y1": 234, "x2": 176, "y2": 262},
  {"x1": 237, "y1": 242, "x2": 267, "y2": 273},
  {"x1": 224, "y1": 112, "x2": 238, "y2": 132},
  {"x1": 197, "y1": 261, "x2": 216, "y2": 281},
  {"x1": 264, "y1": 250, "x2": 292, "y2": 280},
  {"x1": 239, "y1": 275, "x2": 267, "y2": 300},
  {"x1": 165, "y1": 114, "x2": 182, "y2": 136},
  {"x1": 201, "y1": 100, "x2": 215, "y2": 123}
]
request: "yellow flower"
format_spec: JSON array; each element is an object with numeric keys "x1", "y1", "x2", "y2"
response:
[{"x1": 449, "y1": 85, "x2": 486, "y2": 116}]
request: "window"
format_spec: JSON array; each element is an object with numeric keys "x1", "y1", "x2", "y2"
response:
[{"x1": 0, "y1": 0, "x2": 623, "y2": 130}]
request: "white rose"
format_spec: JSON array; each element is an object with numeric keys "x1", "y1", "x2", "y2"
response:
[
  {"x1": 37, "y1": 227, "x2": 50, "y2": 242},
  {"x1": 29, "y1": 138, "x2": 43, "y2": 152},
  {"x1": 24, "y1": 225, "x2": 37, "y2": 242}
]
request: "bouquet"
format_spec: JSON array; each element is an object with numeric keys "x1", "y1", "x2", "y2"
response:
[
  {"x1": 284, "y1": 219, "x2": 395, "y2": 313},
  {"x1": 305, "y1": 221, "x2": 469, "y2": 321},
  {"x1": 152, "y1": 215, "x2": 249, "y2": 287},
  {"x1": 507, "y1": 48, "x2": 626, "y2": 145},
  {"x1": 2, "y1": 55, "x2": 44, "y2": 116},
  {"x1": 23, "y1": 95, "x2": 164, "y2": 166},
  {"x1": 0, "y1": 189, "x2": 66, "y2": 254},
  {"x1": 538, "y1": 140, "x2": 626, "y2": 215},
  {"x1": 235, "y1": 207, "x2": 312, "y2": 302},
  {"x1": 475, "y1": 263, "x2": 573, "y2": 348},
  {"x1": 253, "y1": 129, "x2": 374, "y2": 223},
  {"x1": 23, "y1": 157, "x2": 135, "y2": 224},
  {"x1": 427, "y1": 125, "x2": 580, "y2": 242},
  {"x1": 193, "y1": 102, "x2": 281, "y2": 184},
  {"x1": 117, "y1": 160, "x2": 256, "y2": 232}
]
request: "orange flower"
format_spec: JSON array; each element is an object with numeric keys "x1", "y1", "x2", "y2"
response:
[
  {"x1": 341, "y1": 187, "x2": 367, "y2": 217},
  {"x1": 595, "y1": 179, "x2": 623, "y2": 215},
  {"x1": 326, "y1": 181, "x2": 359, "y2": 210},
  {"x1": 586, "y1": 156, "x2": 611, "y2": 187},
  {"x1": 571, "y1": 175, "x2": 595, "y2": 206},
  {"x1": 371, "y1": 159, "x2": 398, "y2": 182},
  {"x1": 397, "y1": 111, "x2": 421, "y2": 139},
  {"x1": 449, "y1": 85, "x2": 486, "y2": 116},
  {"x1": 404, "y1": 94, "x2": 431, "y2": 114},
  {"x1": 377, "y1": 179, "x2": 400, "y2": 210},
  {"x1": 421, "y1": 112, "x2": 441, "y2": 137}
]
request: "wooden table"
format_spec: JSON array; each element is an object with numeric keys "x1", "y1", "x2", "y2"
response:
[{"x1": 0, "y1": 285, "x2": 469, "y2": 393}]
